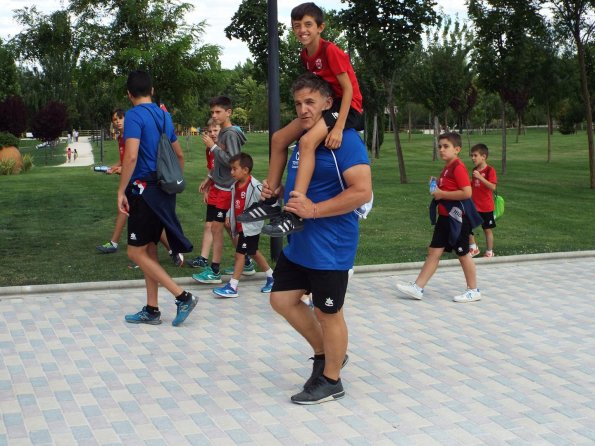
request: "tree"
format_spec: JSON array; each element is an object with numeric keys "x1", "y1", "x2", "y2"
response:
[
  {"x1": 0, "y1": 96, "x2": 28, "y2": 137},
  {"x1": 550, "y1": 0, "x2": 595, "y2": 188},
  {"x1": 0, "y1": 39, "x2": 20, "y2": 100},
  {"x1": 31, "y1": 101, "x2": 68, "y2": 146},
  {"x1": 340, "y1": 0, "x2": 437, "y2": 183}
]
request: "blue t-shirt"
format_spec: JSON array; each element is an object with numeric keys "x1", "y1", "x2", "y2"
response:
[
  {"x1": 124, "y1": 102, "x2": 178, "y2": 182},
  {"x1": 283, "y1": 129, "x2": 370, "y2": 270}
]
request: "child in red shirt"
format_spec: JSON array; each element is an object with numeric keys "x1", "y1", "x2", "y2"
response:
[
  {"x1": 469, "y1": 144, "x2": 497, "y2": 258},
  {"x1": 397, "y1": 132, "x2": 482, "y2": 303}
]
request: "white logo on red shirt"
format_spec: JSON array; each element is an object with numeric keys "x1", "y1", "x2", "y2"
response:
[{"x1": 315, "y1": 58, "x2": 323, "y2": 70}]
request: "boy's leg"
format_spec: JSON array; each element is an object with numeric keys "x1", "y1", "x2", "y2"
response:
[
  {"x1": 252, "y1": 250, "x2": 271, "y2": 272},
  {"x1": 210, "y1": 221, "x2": 224, "y2": 265},
  {"x1": 469, "y1": 232, "x2": 480, "y2": 257},
  {"x1": 415, "y1": 247, "x2": 444, "y2": 288},
  {"x1": 458, "y1": 254, "x2": 477, "y2": 289},
  {"x1": 292, "y1": 118, "x2": 328, "y2": 194},
  {"x1": 111, "y1": 211, "x2": 127, "y2": 244},
  {"x1": 201, "y1": 221, "x2": 213, "y2": 258},
  {"x1": 128, "y1": 243, "x2": 184, "y2": 299},
  {"x1": 484, "y1": 228, "x2": 494, "y2": 252},
  {"x1": 160, "y1": 230, "x2": 184, "y2": 267}
]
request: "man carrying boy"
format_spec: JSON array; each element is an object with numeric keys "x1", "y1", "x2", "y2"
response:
[
  {"x1": 468, "y1": 143, "x2": 497, "y2": 258},
  {"x1": 268, "y1": 73, "x2": 371, "y2": 404},
  {"x1": 238, "y1": 2, "x2": 364, "y2": 237},
  {"x1": 396, "y1": 132, "x2": 483, "y2": 303},
  {"x1": 212, "y1": 153, "x2": 274, "y2": 298},
  {"x1": 192, "y1": 96, "x2": 247, "y2": 284},
  {"x1": 118, "y1": 70, "x2": 197, "y2": 326}
]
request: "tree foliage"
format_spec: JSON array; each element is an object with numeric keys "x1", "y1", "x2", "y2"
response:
[
  {"x1": 0, "y1": 96, "x2": 28, "y2": 137},
  {"x1": 31, "y1": 101, "x2": 69, "y2": 143},
  {"x1": 0, "y1": 40, "x2": 20, "y2": 100}
]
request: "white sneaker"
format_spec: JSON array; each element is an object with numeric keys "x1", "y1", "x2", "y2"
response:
[
  {"x1": 396, "y1": 282, "x2": 423, "y2": 300},
  {"x1": 453, "y1": 289, "x2": 481, "y2": 303}
]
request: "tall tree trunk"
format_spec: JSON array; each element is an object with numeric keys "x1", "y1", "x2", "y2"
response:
[
  {"x1": 433, "y1": 114, "x2": 440, "y2": 161},
  {"x1": 408, "y1": 105, "x2": 412, "y2": 143},
  {"x1": 501, "y1": 97, "x2": 507, "y2": 175},
  {"x1": 372, "y1": 113, "x2": 379, "y2": 159},
  {"x1": 547, "y1": 102, "x2": 552, "y2": 163},
  {"x1": 576, "y1": 36, "x2": 595, "y2": 188},
  {"x1": 388, "y1": 101, "x2": 407, "y2": 183},
  {"x1": 516, "y1": 114, "x2": 521, "y2": 143}
]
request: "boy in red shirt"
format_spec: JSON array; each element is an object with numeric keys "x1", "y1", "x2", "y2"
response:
[
  {"x1": 469, "y1": 144, "x2": 497, "y2": 258},
  {"x1": 238, "y1": 2, "x2": 364, "y2": 236},
  {"x1": 397, "y1": 132, "x2": 482, "y2": 303}
]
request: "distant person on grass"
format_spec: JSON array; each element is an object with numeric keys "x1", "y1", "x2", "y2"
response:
[
  {"x1": 268, "y1": 73, "x2": 371, "y2": 404},
  {"x1": 118, "y1": 70, "x2": 197, "y2": 326},
  {"x1": 468, "y1": 143, "x2": 497, "y2": 258},
  {"x1": 238, "y1": 2, "x2": 364, "y2": 237},
  {"x1": 191, "y1": 96, "x2": 247, "y2": 285},
  {"x1": 396, "y1": 132, "x2": 483, "y2": 303},
  {"x1": 211, "y1": 153, "x2": 274, "y2": 298}
]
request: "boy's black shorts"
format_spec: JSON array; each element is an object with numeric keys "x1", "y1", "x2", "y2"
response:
[
  {"x1": 271, "y1": 252, "x2": 348, "y2": 314},
  {"x1": 430, "y1": 215, "x2": 472, "y2": 256},
  {"x1": 478, "y1": 211, "x2": 496, "y2": 229},
  {"x1": 235, "y1": 232, "x2": 260, "y2": 256},
  {"x1": 206, "y1": 204, "x2": 227, "y2": 223},
  {"x1": 323, "y1": 101, "x2": 364, "y2": 131},
  {"x1": 127, "y1": 192, "x2": 163, "y2": 247}
]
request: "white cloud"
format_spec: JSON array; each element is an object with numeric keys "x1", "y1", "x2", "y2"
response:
[{"x1": 1, "y1": 0, "x2": 467, "y2": 69}]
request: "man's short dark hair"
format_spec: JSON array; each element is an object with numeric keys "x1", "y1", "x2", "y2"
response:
[
  {"x1": 111, "y1": 108, "x2": 125, "y2": 119},
  {"x1": 291, "y1": 2, "x2": 324, "y2": 26},
  {"x1": 291, "y1": 72, "x2": 333, "y2": 99},
  {"x1": 127, "y1": 70, "x2": 152, "y2": 98},
  {"x1": 229, "y1": 152, "x2": 253, "y2": 172},
  {"x1": 471, "y1": 143, "x2": 489, "y2": 158},
  {"x1": 209, "y1": 96, "x2": 232, "y2": 110},
  {"x1": 439, "y1": 132, "x2": 462, "y2": 149}
]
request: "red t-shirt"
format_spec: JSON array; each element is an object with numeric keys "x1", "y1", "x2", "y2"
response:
[
  {"x1": 472, "y1": 165, "x2": 497, "y2": 212},
  {"x1": 118, "y1": 135, "x2": 125, "y2": 163},
  {"x1": 234, "y1": 178, "x2": 251, "y2": 232},
  {"x1": 205, "y1": 147, "x2": 214, "y2": 171},
  {"x1": 437, "y1": 158, "x2": 470, "y2": 216},
  {"x1": 300, "y1": 39, "x2": 363, "y2": 113}
]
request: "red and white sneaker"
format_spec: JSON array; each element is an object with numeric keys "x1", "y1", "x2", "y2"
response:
[
  {"x1": 484, "y1": 251, "x2": 494, "y2": 258},
  {"x1": 469, "y1": 247, "x2": 481, "y2": 257}
]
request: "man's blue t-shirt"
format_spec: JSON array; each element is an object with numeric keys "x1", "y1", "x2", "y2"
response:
[
  {"x1": 124, "y1": 102, "x2": 177, "y2": 182},
  {"x1": 283, "y1": 129, "x2": 370, "y2": 270}
]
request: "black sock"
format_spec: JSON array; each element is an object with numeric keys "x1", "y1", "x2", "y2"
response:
[
  {"x1": 314, "y1": 354, "x2": 325, "y2": 361},
  {"x1": 176, "y1": 291, "x2": 191, "y2": 302},
  {"x1": 211, "y1": 262, "x2": 220, "y2": 274},
  {"x1": 245, "y1": 256, "x2": 252, "y2": 267},
  {"x1": 263, "y1": 197, "x2": 277, "y2": 205},
  {"x1": 146, "y1": 305, "x2": 159, "y2": 314},
  {"x1": 323, "y1": 374, "x2": 339, "y2": 385}
]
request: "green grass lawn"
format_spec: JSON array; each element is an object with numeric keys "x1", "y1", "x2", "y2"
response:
[{"x1": 1, "y1": 128, "x2": 594, "y2": 287}]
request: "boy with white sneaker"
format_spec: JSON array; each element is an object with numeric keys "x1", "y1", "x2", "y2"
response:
[
  {"x1": 210, "y1": 153, "x2": 274, "y2": 298},
  {"x1": 396, "y1": 132, "x2": 483, "y2": 303}
]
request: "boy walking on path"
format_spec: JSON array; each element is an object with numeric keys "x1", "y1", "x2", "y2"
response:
[
  {"x1": 468, "y1": 143, "x2": 498, "y2": 258},
  {"x1": 192, "y1": 97, "x2": 247, "y2": 283},
  {"x1": 211, "y1": 153, "x2": 274, "y2": 298},
  {"x1": 118, "y1": 70, "x2": 197, "y2": 326},
  {"x1": 239, "y1": 2, "x2": 364, "y2": 237},
  {"x1": 396, "y1": 132, "x2": 483, "y2": 303}
]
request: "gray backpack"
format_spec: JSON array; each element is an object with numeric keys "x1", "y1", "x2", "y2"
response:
[{"x1": 143, "y1": 105, "x2": 185, "y2": 194}]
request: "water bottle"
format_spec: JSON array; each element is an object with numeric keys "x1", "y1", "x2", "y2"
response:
[
  {"x1": 93, "y1": 165, "x2": 109, "y2": 173},
  {"x1": 429, "y1": 176, "x2": 437, "y2": 193}
]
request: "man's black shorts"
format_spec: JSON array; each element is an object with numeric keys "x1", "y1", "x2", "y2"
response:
[
  {"x1": 271, "y1": 252, "x2": 348, "y2": 314},
  {"x1": 322, "y1": 101, "x2": 364, "y2": 131},
  {"x1": 127, "y1": 192, "x2": 163, "y2": 247},
  {"x1": 430, "y1": 215, "x2": 472, "y2": 256}
]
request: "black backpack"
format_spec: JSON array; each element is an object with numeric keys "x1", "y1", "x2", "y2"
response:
[{"x1": 142, "y1": 105, "x2": 185, "y2": 194}]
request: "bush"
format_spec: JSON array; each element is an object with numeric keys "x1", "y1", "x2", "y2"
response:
[
  {"x1": 21, "y1": 153, "x2": 33, "y2": 172},
  {"x1": 0, "y1": 131, "x2": 20, "y2": 148},
  {"x1": 0, "y1": 158, "x2": 16, "y2": 175}
]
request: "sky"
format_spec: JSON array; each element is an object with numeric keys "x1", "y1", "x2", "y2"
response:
[{"x1": 0, "y1": 0, "x2": 467, "y2": 69}]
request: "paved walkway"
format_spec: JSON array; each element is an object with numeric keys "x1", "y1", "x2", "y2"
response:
[
  {"x1": 58, "y1": 137, "x2": 94, "y2": 167},
  {"x1": 1, "y1": 254, "x2": 594, "y2": 445}
]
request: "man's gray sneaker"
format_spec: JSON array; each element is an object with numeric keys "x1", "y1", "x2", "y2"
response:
[
  {"x1": 303, "y1": 354, "x2": 349, "y2": 389},
  {"x1": 291, "y1": 376, "x2": 345, "y2": 405}
]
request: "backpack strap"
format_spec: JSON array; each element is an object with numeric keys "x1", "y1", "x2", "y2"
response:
[{"x1": 139, "y1": 104, "x2": 167, "y2": 134}]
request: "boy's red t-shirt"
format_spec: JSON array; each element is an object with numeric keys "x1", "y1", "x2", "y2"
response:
[
  {"x1": 233, "y1": 177, "x2": 251, "y2": 232},
  {"x1": 472, "y1": 165, "x2": 497, "y2": 212},
  {"x1": 437, "y1": 158, "x2": 470, "y2": 216},
  {"x1": 300, "y1": 38, "x2": 363, "y2": 113}
]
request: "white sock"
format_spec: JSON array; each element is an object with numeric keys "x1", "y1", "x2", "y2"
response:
[
  {"x1": 470, "y1": 243, "x2": 477, "y2": 249},
  {"x1": 230, "y1": 278, "x2": 239, "y2": 290},
  {"x1": 265, "y1": 268, "x2": 273, "y2": 278},
  {"x1": 111, "y1": 241, "x2": 118, "y2": 248}
]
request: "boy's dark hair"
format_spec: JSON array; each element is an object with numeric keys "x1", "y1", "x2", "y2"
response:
[
  {"x1": 111, "y1": 108, "x2": 125, "y2": 119},
  {"x1": 209, "y1": 96, "x2": 232, "y2": 110},
  {"x1": 127, "y1": 70, "x2": 152, "y2": 98},
  {"x1": 230, "y1": 152, "x2": 253, "y2": 172},
  {"x1": 291, "y1": 72, "x2": 333, "y2": 98},
  {"x1": 291, "y1": 2, "x2": 324, "y2": 25},
  {"x1": 471, "y1": 143, "x2": 489, "y2": 158},
  {"x1": 439, "y1": 132, "x2": 462, "y2": 149}
]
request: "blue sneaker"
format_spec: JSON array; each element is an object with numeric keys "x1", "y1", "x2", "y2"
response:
[
  {"x1": 192, "y1": 266, "x2": 222, "y2": 284},
  {"x1": 172, "y1": 293, "x2": 198, "y2": 326},
  {"x1": 260, "y1": 277, "x2": 274, "y2": 293},
  {"x1": 213, "y1": 283, "x2": 239, "y2": 298},
  {"x1": 125, "y1": 306, "x2": 162, "y2": 325}
]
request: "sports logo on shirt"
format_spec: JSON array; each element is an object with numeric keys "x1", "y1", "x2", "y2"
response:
[
  {"x1": 241, "y1": 191, "x2": 246, "y2": 199},
  {"x1": 315, "y1": 58, "x2": 323, "y2": 70}
]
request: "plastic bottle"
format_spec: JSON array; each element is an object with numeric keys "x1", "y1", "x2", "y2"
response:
[
  {"x1": 429, "y1": 176, "x2": 437, "y2": 193},
  {"x1": 93, "y1": 165, "x2": 109, "y2": 173}
]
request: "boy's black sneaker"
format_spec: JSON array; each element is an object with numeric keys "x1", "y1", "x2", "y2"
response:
[
  {"x1": 262, "y1": 212, "x2": 304, "y2": 237},
  {"x1": 291, "y1": 376, "x2": 345, "y2": 405},
  {"x1": 237, "y1": 201, "x2": 282, "y2": 222},
  {"x1": 303, "y1": 354, "x2": 349, "y2": 389}
]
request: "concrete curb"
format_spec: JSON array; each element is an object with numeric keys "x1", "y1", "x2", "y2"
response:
[{"x1": 1, "y1": 250, "x2": 594, "y2": 298}]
